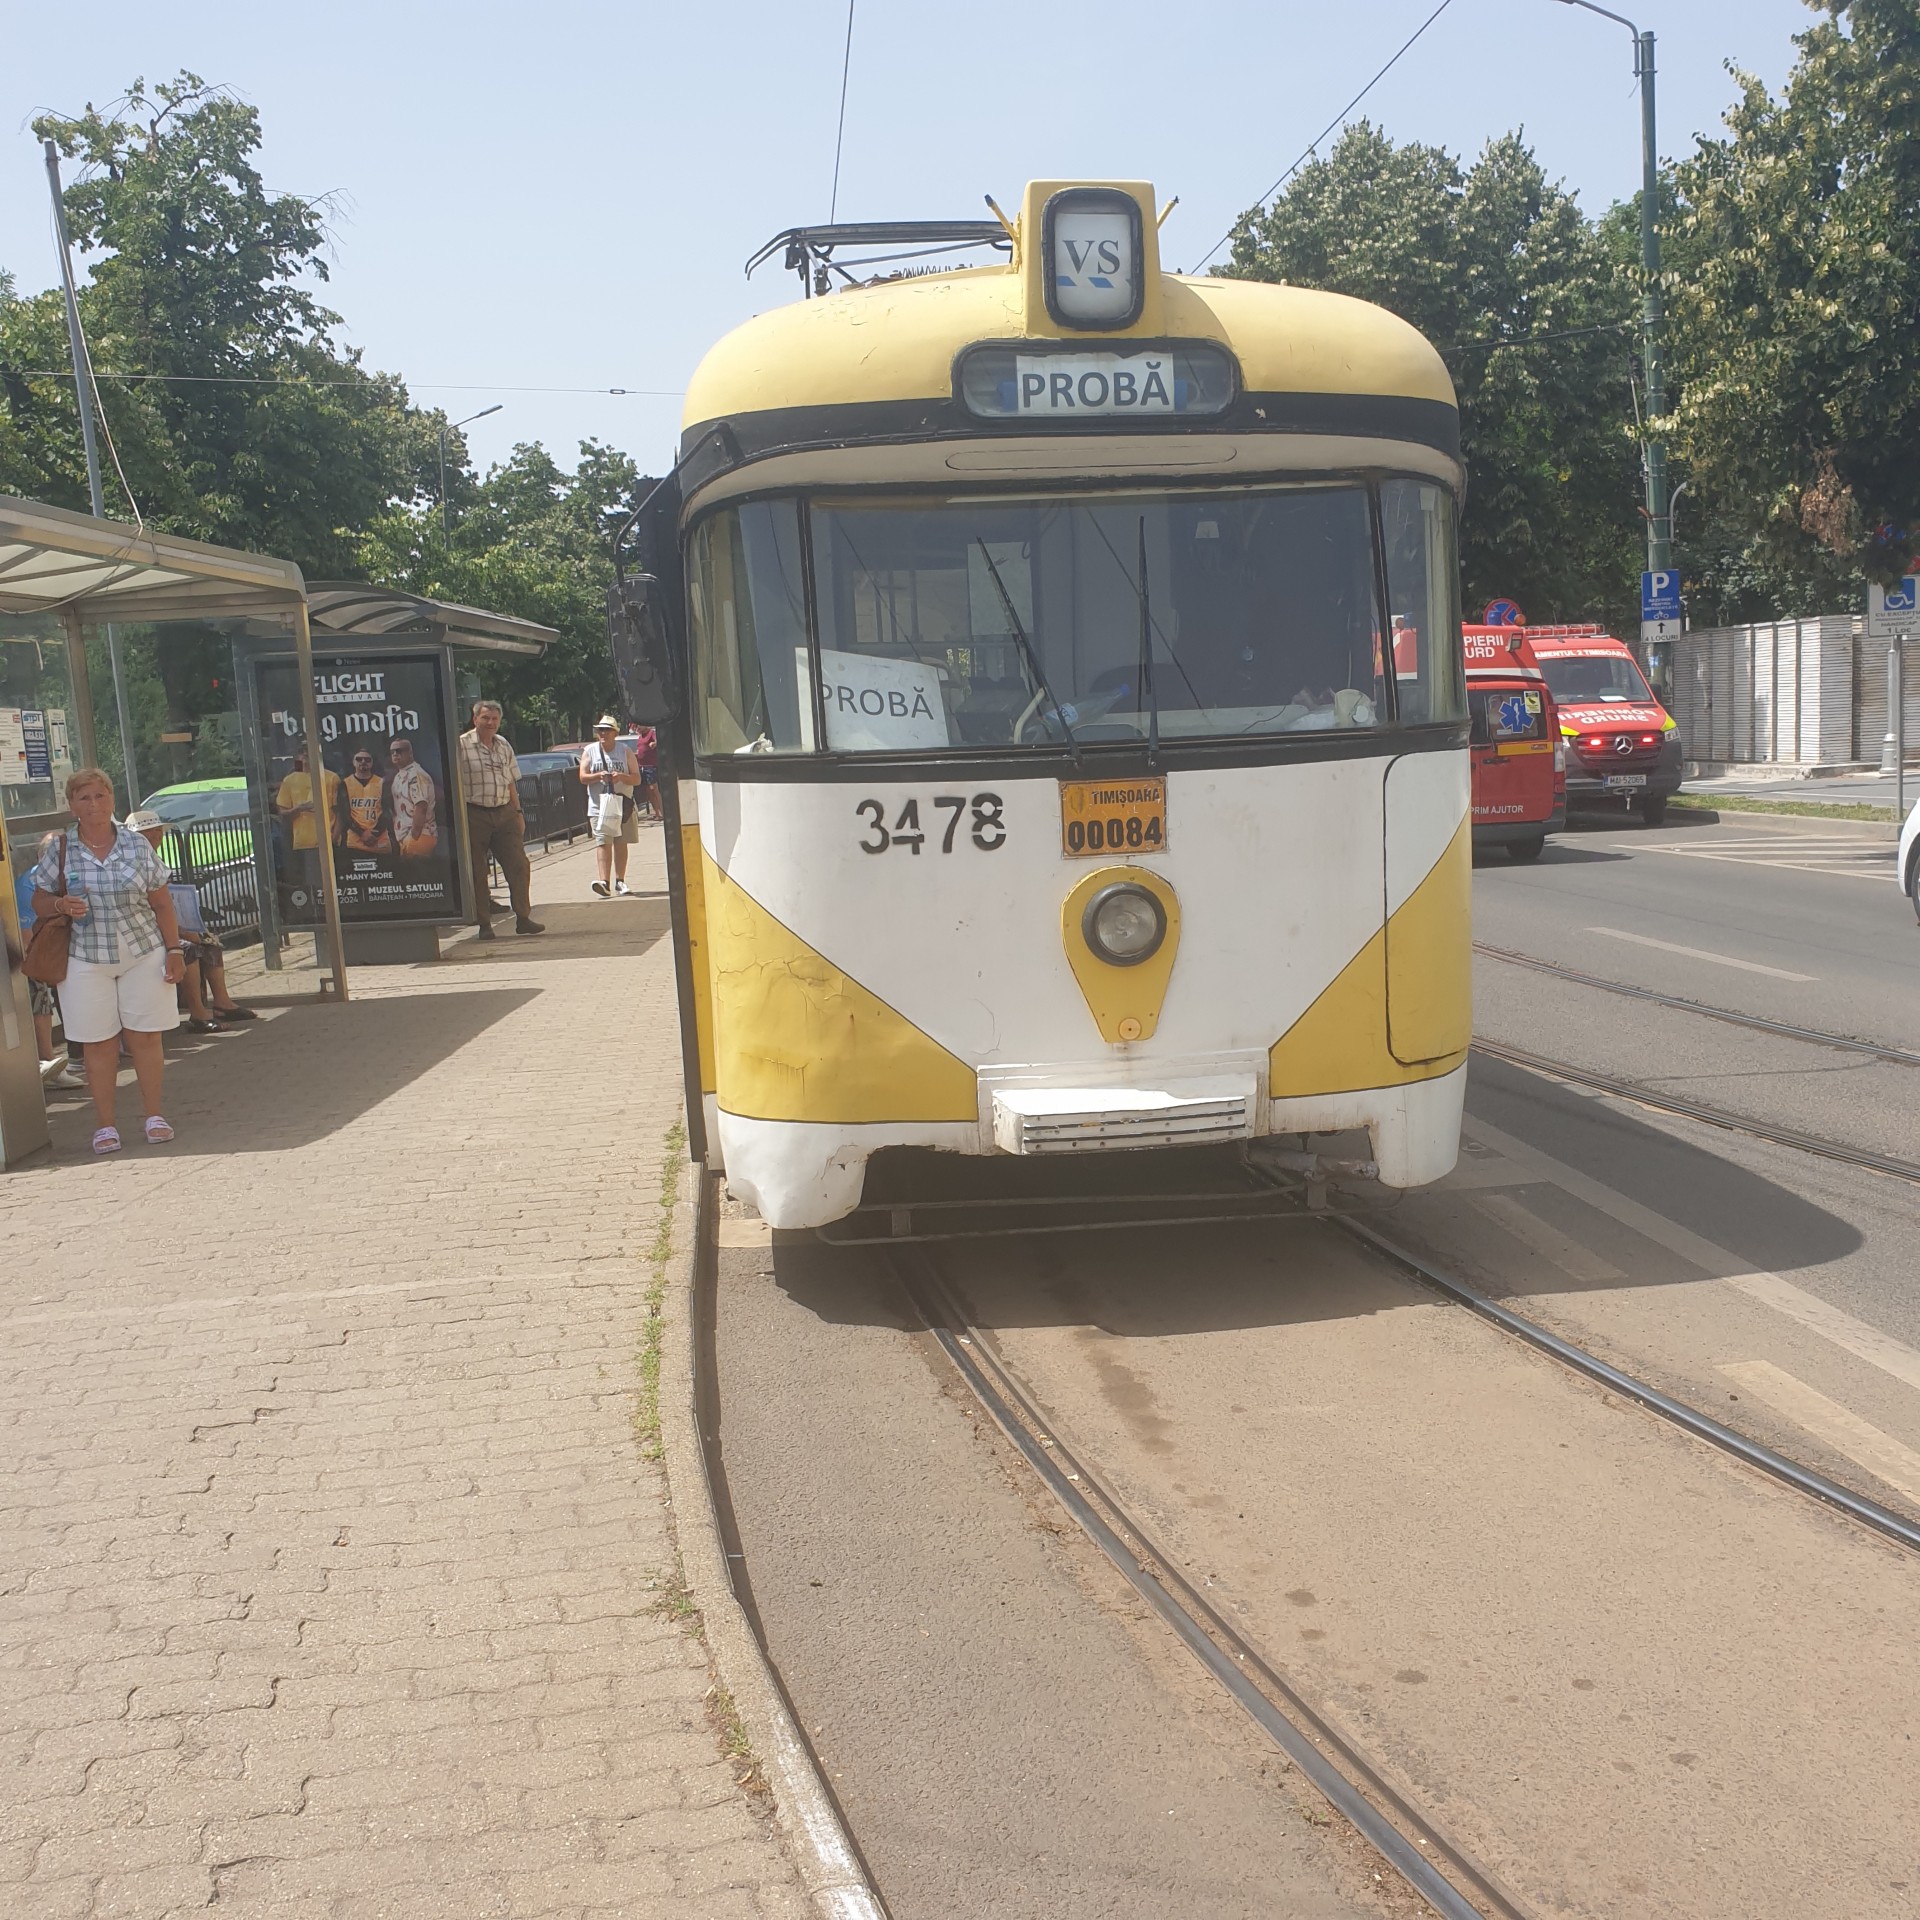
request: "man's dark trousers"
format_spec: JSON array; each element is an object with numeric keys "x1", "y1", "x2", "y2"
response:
[{"x1": 467, "y1": 802, "x2": 533, "y2": 928}]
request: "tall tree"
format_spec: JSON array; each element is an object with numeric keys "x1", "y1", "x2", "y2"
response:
[
  {"x1": 1223, "y1": 124, "x2": 1643, "y2": 629},
  {"x1": 357, "y1": 441, "x2": 649, "y2": 743},
  {"x1": 4, "y1": 73, "x2": 433, "y2": 571},
  {"x1": 1666, "y1": 0, "x2": 1920, "y2": 608}
]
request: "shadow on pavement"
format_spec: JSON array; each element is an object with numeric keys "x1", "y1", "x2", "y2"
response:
[
  {"x1": 1475, "y1": 843, "x2": 1630, "y2": 868},
  {"x1": 36, "y1": 987, "x2": 538, "y2": 1159},
  {"x1": 1462, "y1": 1049, "x2": 1864, "y2": 1279},
  {"x1": 758, "y1": 1052, "x2": 1862, "y2": 1339},
  {"x1": 437, "y1": 896, "x2": 669, "y2": 965}
]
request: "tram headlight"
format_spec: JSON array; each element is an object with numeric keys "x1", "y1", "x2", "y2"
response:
[{"x1": 1082, "y1": 883, "x2": 1167, "y2": 967}]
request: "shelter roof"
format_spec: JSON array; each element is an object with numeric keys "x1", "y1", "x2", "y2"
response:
[
  {"x1": 303, "y1": 584, "x2": 553, "y2": 656},
  {"x1": 0, "y1": 494, "x2": 304, "y2": 623}
]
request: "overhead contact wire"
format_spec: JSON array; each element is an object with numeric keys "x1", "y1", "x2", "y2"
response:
[{"x1": 1194, "y1": 0, "x2": 1457, "y2": 270}]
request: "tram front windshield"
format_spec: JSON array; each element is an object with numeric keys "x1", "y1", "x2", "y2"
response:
[{"x1": 688, "y1": 478, "x2": 1461, "y2": 756}]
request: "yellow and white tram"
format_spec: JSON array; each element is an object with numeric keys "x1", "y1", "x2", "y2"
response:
[{"x1": 615, "y1": 180, "x2": 1470, "y2": 1230}]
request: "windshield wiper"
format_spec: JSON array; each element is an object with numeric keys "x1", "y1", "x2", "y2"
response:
[
  {"x1": 976, "y1": 540, "x2": 1082, "y2": 767},
  {"x1": 1136, "y1": 517, "x2": 1160, "y2": 768}
]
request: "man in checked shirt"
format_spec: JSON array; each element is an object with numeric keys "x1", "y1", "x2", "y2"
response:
[{"x1": 457, "y1": 699, "x2": 545, "y2": 940}]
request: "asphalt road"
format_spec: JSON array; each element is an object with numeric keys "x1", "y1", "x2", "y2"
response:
[
  {"x1": 1473, "y1": 812, "x2": 1915, "y2": 1050},
  {"x1": 708, "y1": 809, "x2": 1920, "y2": 1920}
]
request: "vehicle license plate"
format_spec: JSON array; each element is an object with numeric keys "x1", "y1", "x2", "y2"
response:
[
  {"x1": 1060, "y1": 776, "x2": 1166, "y2": 857},
  {"x1": 1602, "y1": 773, "x2": 1648, "y2": 790}
]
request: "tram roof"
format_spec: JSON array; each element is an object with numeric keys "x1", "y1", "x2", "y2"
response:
[{"x1": 683, "y1": 180, "x2": 1457, "y2": 476}]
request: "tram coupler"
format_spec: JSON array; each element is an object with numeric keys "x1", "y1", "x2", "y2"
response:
[{"x1": 1248, "y1": 1144, "x2": 1381, "y2": 1210}]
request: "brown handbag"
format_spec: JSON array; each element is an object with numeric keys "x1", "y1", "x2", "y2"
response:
[{"x1": 22, "y1": 834, "x2": 72, "y2": 986}]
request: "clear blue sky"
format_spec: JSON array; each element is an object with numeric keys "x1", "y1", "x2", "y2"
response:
[{"x1": 5, "y1": 0, "x2": 1814, "y2": 483}]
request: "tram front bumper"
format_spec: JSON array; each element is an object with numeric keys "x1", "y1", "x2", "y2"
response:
[{"x1": 990, "y1": 1074, "x2": 1259, "y2": 1155}]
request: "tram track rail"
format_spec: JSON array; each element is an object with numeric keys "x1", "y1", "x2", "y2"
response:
[
  {"x1": 1307, "y1": 1208, "x2": 1920, "y2": 1559},
  {"x1": 891, "y1": 1245, "x2": 1527, "y2": 1920},
  {"x1": 1471, "y1": 1038, "x2": 1920, "y2": 1186},
  {"x1": 868, "y1": 1162, "x2": 1920, "y2": 1911},
  {"x1": 1474, "y1": 943, "x2": 1920, "y2": 1068}
]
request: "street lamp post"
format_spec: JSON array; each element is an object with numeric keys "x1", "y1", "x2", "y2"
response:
[
  {"x1": 439, "y1": 404, "x2": 503, "y2": 540},
  {"x1": 44, "y1": 139, "x2": 141, "y2": 805},
  {"x1": 1553, "y1": 0, "x2": 1671, "y2": 577}
]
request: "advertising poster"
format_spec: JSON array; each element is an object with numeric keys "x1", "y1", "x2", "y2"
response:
[
  {"x1": 255, "y1": 652, "x2": 462, "y2": 924},
  {"x1": 19, "y1": 711, "x2": 50, "y2": 783}
]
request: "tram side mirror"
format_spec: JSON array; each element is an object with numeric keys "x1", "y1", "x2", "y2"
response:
[{"x1": 608, "y1": 575, "x2": 676, "y2": 725}]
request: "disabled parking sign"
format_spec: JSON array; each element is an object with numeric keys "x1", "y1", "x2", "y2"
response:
[{"x1": 1869, "y1": 577, "x2": 1920, "y2": 634}]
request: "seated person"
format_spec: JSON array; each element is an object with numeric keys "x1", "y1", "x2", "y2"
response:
[{"x1": 125, "y1": 811, "x2": 259, "y2": 1033}]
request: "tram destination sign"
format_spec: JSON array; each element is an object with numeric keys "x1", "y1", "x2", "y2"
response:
[{"x1": 957, "y1": 341, "x2": 1236, "y2": 423}]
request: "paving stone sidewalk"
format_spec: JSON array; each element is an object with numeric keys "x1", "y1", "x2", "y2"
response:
[{"x1": 0, "y1": 833, "x2": 808, "y2": 1919}]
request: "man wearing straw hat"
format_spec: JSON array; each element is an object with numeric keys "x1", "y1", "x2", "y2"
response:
[{"x1": 579, "y1": 717, "x2": 639, "y2": 897}]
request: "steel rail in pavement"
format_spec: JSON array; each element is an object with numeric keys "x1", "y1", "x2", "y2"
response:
[
  {"x1": 893, "y1": 1248, "x2": 1527, "y2": 1920},
  {"x1": 1334, "y1": 1214, "x2": 1920, "y2": 1558},
  {"x1": 1475, "y1": 943, "x2": 1920, "y2": 1067},
  {"x1": 1471, "y1": 1038, "x2": 1920, "y2": 1185}
]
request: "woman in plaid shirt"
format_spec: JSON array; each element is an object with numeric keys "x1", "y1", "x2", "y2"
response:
[{"x1": 31, "y1": 767, "x2": 187, "y2": 1155}]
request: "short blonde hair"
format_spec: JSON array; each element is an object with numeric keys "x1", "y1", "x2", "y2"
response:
[{"x1": 64, "y1": 767, "x2": 114, "y2": 806}]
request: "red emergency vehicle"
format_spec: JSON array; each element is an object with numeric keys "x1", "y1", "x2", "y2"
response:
[
  {"x1": 1462, "y1": 625, "x2": 1564, "y2": 861},
  {"x1": 1524, "y1": 625, "x2": 1683, "y2": 824}
]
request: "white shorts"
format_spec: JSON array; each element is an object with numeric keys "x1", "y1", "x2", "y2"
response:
[{"x1": 59, "y1": 948, "x2": 178, "y2": 1044}]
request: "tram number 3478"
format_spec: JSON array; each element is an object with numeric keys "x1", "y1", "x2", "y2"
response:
[{"x1": 856, "y1": 794, "x2": 1006, "y2": 855}]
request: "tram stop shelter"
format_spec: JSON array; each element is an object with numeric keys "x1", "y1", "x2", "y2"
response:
[
  {"x1": 0, "y1": 495, "x2": 554, "y2": 1171},
  {"x1": 232, "y1": 583, "x2": 555, "y2": 972}
]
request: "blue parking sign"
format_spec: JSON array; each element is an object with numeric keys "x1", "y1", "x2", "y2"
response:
[
  {"x1": 1885, "y1": 578, "x2": 1918, "y2": 615},
  {"x1": 1641, "y1": 570, "x2": 1682, "y2": 622}
]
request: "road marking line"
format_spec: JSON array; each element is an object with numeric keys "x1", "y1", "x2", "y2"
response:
[
  {"x1": 1464, "y1": 1118, "x2": 1920, "y2": 1401},
  {"x1": 1471, "y1": 1192, "x2": 1627, "y2": 1283},
  {"x1": 1723, "y1": 1272, "x2": 1920, "y2": 1397},
  {"x1": 1633, "y1": 847, "x2": 1898, "y2": 885},
  {"x1": 1583, "y1": 926, "x2": 1816, "y2": 980},
  {"x1": 1718, "y1": 1360, "x2": 1920, "y2": 1503}
]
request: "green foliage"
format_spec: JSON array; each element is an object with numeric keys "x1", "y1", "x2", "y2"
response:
[
  {"x1": 4, "y1": 75, "x2": 433, "y2": 575},
  {"x1": 1224, "y1": 124, "x2": 1644, "y2": 630},
  {"x1": 357, "y1": 442, "x2": 653, "y2": 744},
  {"x1": 1667, "y1": 0, "x2": 1920, "y2": 609},
  {"x1": 0, "y1": 70, "x2": 639, "y2": 768}
]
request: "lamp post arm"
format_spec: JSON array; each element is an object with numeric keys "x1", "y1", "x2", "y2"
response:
[{"x1": 1551, "y1": 0, "x2": 1639, "y2": 39}]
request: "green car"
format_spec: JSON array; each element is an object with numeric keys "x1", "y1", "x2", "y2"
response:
[{"x1": 138, "y1": 777, "x2": 265, "y2": 933}]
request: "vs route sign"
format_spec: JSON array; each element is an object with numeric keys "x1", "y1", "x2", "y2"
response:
[{"x1": 1641, "y1": 569, "x2": 1683, "y2": 645}]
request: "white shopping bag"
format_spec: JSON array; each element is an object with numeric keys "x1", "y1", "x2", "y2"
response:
[{"x1": 595, "y1": 789, "x2": 628, "y2": 834}]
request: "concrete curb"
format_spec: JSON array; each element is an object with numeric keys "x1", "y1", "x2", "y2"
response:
[{"x1": 656, "y1": 1148, "x2": 889, "y2": 1920}]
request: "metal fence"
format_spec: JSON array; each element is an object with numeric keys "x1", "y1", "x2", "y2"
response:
[
  {"x1": 517, "y1": 769, "x2": 590, "y2": 848},
  {"x1": 157, "y1": 815, "x2": 267, "y2": 944}
]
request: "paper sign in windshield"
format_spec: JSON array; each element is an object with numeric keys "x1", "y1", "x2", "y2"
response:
[
  {"x1": 1014, "y1": 352, "x2": 1176, "y2": 419},
  {"x1": 817, "y1": 649, "x2": 950, "y2": 752}
]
